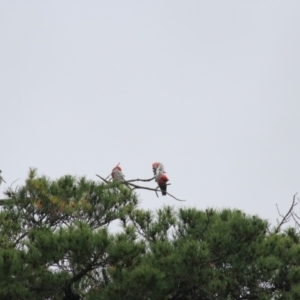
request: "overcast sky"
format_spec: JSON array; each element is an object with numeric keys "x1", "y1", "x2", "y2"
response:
[{"x1": 1, "y1": 1, "x2": 300, "y2": 229}]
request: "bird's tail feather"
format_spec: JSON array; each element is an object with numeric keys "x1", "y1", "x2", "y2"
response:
[{"x1": 160, "y1": 185, "x2": 167, "y2": 196}]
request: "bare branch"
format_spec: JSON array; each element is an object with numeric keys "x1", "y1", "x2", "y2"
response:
[
  {"x1": 126, "y1": 177, "x2": 156, "y2": 183},
  {"x1": 292, "y1": 211, "x2": 300, "y2": 220},
  {"x1": 163, "y1": 192, "x2": 186, "y2": 202},
  {"x1": 291, "y1": 213, "x2": 300, "y2": 229},
  {"x1": 126, "y1": 182, "x2": 185, "y2": 201},
  {"x1": 274, "y1": 193, "x2": 298, "y2": 233},
  {"x1": 96, "y1": 174, "x2": 186, "y2": 202},
  {"x1": 9, "y1": 178, "x2": 20, "y2": 189},
  {"x1": 95, "y1": 174, "x2": 110, "y2": 184},
  {"x1": 126, "y1": 182, "x2": 158, "y2": 191}
]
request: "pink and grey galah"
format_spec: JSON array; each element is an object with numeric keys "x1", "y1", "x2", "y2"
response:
[
  {"x1": 152, "y1": 162, "x2": 169, "y2": 196},
  {"x1": 111, "y1": 165, "x2": 125, "y2": 182}
]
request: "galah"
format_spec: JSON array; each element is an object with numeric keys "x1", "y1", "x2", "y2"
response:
[
  {"x1": 152, "y1": 162, "x2": 169, "y2": 196},
  {"x1": 0, "y1": 170, "x2": 6, "y2": 186},
  {"x1": 152, "y1": 162, "x2": 165, "y2": 176},
  {"x1": 111, "y1": 165, "x2": 125, "y2": 182}
]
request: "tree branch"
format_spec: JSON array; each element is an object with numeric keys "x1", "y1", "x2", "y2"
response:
[
  {"x1": 274, "y1": 193, "x2": 298, "y2": 233},
  {"x1": 96, "y1": 174, "x2": 110, "y2": 183},
  {"x1": 126, "y1": 177, "x2": 156, "y2": 183},
  {"x1": 128, "y1": 183, "x2": 185, "y2": 201},
  {"x1": 96, "y1": 174, "x2": 186, "y2": 202}
]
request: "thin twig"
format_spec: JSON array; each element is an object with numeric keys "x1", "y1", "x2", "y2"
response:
[
  {"x1": 292, "y1": 211, "x2": 300, "y2": 220},
  {"x1": 155, "y1": 187, "x2": 159, "y2": 198},
  {"x1": 163, "y1": 191, "x2": 186, "y2": 202},
  {"x1": 96, "y1": 174, "x2": 110, "y2": 184},
  {"x1": 126, "y1": 177, "x2": 156, "y2": 183},
  {"x1": 126, "y1": 182, "x2": 158, "y2": 191},
  {"x1": 291, "y1": 213, "x2": 300, "y2": 229},
  {"x1": 9, "y1": 178, "x2": 20, "y2": 189},
  {"x1": 275, "y1": 193, "x2": 298, "y2": 233},
  {"x1": 125, "y1": 182, "x2": 185, "y2": 202},
  {"x1": 127, "y1": 182, "x2": 159, "y2": 198}
]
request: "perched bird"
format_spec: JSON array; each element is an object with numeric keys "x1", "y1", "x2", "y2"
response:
[
  {"x1": 152, "y1": 162, "x2": 165, "y2": 176},
  {"x1": 156, "y1": 173, "x2": 169, "y2": 196},
  {"x1": 111, "y1": 165, "x2": 125, "y2": 182},
  {"x1": 0, "y1": 170, "x2": 6, "y2": 186},
  {"x1": 152, "y1": 162, "x2": 169, "y2": 196}
]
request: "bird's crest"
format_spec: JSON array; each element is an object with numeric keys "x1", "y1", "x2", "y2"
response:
[
  {"x1": 113, "y1": 165, "x2": 122, "y2": 171},
  {"x1": 152, "y1": 162, "x2": 159, "y2": 169}
]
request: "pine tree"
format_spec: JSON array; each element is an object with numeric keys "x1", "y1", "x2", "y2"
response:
[
  {"x1": 0, "y1": 169, "x2": 139, "y2": 299},
  {"x1": 1, "y1": 169, "x2": 300, "y2": 299}
]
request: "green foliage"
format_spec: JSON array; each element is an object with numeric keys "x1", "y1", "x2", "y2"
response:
[{"x1": 0, "y1": 169, "x2": 300, "y2": 299}]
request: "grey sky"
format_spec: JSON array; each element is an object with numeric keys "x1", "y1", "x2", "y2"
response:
[{"x1": 1, "y1": 1, "x2": 300, "y2": 228}]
